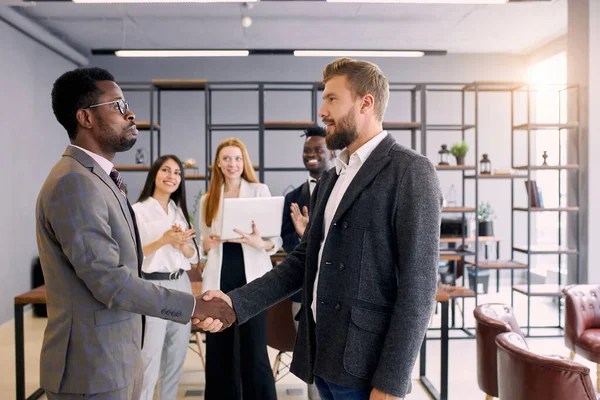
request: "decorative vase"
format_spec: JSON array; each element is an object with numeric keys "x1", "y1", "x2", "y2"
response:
[{"x1": 478, "y1": 221, "x2": 494, "y2": 237}]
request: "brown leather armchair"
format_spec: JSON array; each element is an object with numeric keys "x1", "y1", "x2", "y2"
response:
[
  {"x1": 563, "y1": 284, "x2": 600, "y2": 389},
  {"x1": 473, "y1": 303, "x2": 524, "y2": 400},
  {"x1": 496, "y1": 332, "x2": 598, "y2": 400}
]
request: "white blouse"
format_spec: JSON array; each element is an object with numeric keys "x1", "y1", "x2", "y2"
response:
[{"x1": 132, "y1": 197, "x2": 199, "y2": 274}]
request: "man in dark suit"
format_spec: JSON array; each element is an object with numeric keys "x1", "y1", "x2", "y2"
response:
[
  {"x1": 36, "y1": 68, "x2": 235, "y2": 399},
  {"x1": 280, "y1": 126, "x2": 333, "y2": 400},
  {"x1": 281, "y1": 126, "x2": 335, "y2": 254},
  {"x1": 204, "y1": 58, "x2": 442, "y2": 400}
]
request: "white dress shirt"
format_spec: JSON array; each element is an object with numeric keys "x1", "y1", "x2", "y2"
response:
[
  {"x1": 70, "y1": 144, "x2": 113, "y2": 176},
  {"x1": 311, "y1": 130, "x2": 388, "y2": 322},
  {"x1": 132, "y1": 197, "x2": 199, "y2": 274}
]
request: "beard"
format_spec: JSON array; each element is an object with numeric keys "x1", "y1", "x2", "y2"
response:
[
  {"x1": 98, "y1": 117, "x2": 137, "y2": 153},
  {"x1": 325, "y1": 106, "x2": 358, "y2": 151}
]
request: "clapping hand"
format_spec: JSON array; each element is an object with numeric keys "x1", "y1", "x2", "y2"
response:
[
  {"x1": 290, "y1": 203, "x2": 309, "y2": 237},
  {"x1": 166, "y1": 224, "x2": 196, "y2": 251}
]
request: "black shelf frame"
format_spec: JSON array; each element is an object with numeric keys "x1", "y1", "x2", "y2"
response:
[{"x1": 510, "y1": 83, "x2": 581, "y2": 337}]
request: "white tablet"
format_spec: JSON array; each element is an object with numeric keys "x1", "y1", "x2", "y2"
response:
[{"x1": 220, "y1": 196, "x2": 285, "y2": 240}]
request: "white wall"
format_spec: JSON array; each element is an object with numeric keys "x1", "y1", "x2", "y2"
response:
[
  {"x1": 567, "y1": 0, "x2": 595, "y2": 284},
  {"x1": 0, "y1": 19, "x2": 75, "y2": 323},
  {"x1": 92, "y1": 53, "x2": 528, "y2": 262}
]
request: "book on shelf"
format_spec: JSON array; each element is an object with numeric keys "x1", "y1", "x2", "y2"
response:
[{"x1": 524, "y1": 180, "x2": 544, "y2": 208}]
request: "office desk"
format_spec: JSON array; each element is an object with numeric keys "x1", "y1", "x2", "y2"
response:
[
  {"x1": 14, "y1": 285, "x2": 46, "y2": 400},
  {"x1": 419, "y1": 286, "x2": 475, "y2": 400}
]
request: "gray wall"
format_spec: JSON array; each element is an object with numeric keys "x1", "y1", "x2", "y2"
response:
[
  {"x1": 93, "y1": 54, "x2": 528, "y2": 262},
  {"x1": 0, "y1": 20, "x2": 75, "y2": 323}
]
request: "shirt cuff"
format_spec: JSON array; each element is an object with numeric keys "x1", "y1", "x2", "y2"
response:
[{"x1": 192, "y1": 296, "x2": 196, "y2": 318}]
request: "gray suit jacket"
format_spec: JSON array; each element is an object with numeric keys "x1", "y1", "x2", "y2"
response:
[
  {"x1": 228, "y1": 135, "x2": 442, "y2": 397},
  {"x1": 36, "y1": 146, "x2": 195, "y2": 394}
]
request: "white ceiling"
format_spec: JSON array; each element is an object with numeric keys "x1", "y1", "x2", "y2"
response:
[{"x1": 7, "y1": 0, "x2": 566, "y2": 56}]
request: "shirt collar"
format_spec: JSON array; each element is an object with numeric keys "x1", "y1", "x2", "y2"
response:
[
  {"x1": 147, "y1": 196, "x2": 176, "y2": 211},
  {"x1": 69, "y1": 144, "x2": 114, "y2": 176},
  {"x1": 334, "y1": 130, "x2": 388, "y2": 175}
]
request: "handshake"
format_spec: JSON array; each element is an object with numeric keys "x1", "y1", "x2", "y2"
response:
[{"x1": 191, "y1": 291, "x2": 237, "y2": 332}]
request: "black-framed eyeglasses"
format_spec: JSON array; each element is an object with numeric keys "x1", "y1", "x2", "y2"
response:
[{"x1": 86, "y1": 99, "x2": 129, "y2": 115}]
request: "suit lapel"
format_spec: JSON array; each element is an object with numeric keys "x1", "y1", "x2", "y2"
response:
[
  {"x1": 126, "y1": 200, "x2": 144, "y2": 276},
  {"x1": 301, "y1": 181, "x2": 311, "y2": 211},
  {"x1": 63, "y1": 146, "x2": 138, "y2": 254},
  {"x1": 331, "y1": 135, "x2": 395, "y2": 224},
  {"x1": 308, "y1": 169, "x2": 338, "y2": 239}
]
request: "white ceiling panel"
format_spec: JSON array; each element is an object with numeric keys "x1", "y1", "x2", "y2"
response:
[{"x1": 7, "y1": 0, "x2": 566, "y2": 55}]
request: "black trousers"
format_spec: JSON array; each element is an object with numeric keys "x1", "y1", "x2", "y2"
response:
[{"x1": 204, "y1": 243, "x2": 277, "y2": 400}]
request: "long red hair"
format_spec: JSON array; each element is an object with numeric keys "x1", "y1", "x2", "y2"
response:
[{"x1": 203, "y1": 138, "x2": 259, "y2": 227}]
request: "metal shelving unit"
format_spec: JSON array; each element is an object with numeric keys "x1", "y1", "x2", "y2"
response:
[
  {"x1": 123, "y1": 78, "x2": 580, "y2": 339},
  {"x1": 510, "y1": 83, "x2": 581, "y2": 337},
  {"x1": 152, "y1": 79, "x2": 208, "y2": 182}
]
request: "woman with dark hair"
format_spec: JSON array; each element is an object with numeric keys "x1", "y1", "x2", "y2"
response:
[
  {"x1": 132, "y1": 154, "x2": 199, "y2": 400},
  {"x1": 200, "y1": 138, "x2": 281, "y2": 400}
]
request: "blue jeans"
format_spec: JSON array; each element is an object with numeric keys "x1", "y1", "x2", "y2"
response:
[{"x1": 314, "y1": 376, "x2": 371, "y2": 400}]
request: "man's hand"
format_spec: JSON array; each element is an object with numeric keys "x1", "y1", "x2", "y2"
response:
[
  {"x1": 202, "y1": 290, "x2": 233, "y2": 307},
  {"x1": 290, "y1": 203, "x2": 309, "y2": 237},
  {"x1": 370, "y1": 388, "x2": 403, "y2": 400},
  {"x1": 191, "y1": 295, "x2": 236, "y2": 333}
]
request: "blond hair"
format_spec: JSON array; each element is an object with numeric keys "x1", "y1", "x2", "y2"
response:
[
  {"x1": 203, "y1": 138, "x2": 259, "y2": 227},
  {"x1": 322, "y1": 58, "x2": 389, "y2": 122}
]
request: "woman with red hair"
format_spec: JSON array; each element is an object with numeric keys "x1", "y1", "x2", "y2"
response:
[{"x1": 199, "y1": 137, "x2": 281, "y2": 400}]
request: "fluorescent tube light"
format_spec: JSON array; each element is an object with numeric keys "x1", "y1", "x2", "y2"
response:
[
  {"x1": 75, "y1": 0, "x2": 255, "y2": 3},
  {"x1": 294, "y1": 50, "x2": 425, "y2": 58},
  {"x1": 326, "y1": 0, "x2": 507, "y2": 3},
  {"x1": 115, "y1": 50, "x2": 250, "y2": 57}
]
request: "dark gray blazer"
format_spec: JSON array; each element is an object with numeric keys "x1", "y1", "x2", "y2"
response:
[{"x1": 228, "y1": 134, "x2": 442, "y2": 397}]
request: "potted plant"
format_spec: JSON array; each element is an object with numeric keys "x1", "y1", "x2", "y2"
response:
[
  {"x1": 450, "y1": 141, "x2": 469, "y2": 165},
  {"x1": 477, "y1": 201, "x2": 495, "y2": 237}
]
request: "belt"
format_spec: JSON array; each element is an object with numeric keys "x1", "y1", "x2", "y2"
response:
[{"x1": 142, "y1": 269, "x2": 185, "y2": 281}]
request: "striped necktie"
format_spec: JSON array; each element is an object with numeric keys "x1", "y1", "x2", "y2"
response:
[{"x1": 109, "y1": 168, "x2": 126, "y2": 197}]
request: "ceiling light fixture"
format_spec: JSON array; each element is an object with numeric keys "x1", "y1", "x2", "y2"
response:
[
  {"x1": 294, "y1": 50, "x2": 425, "y2": 57},
  {"x1": 93, "y1": 49, "x2": 446, "y2": 57},
  {"x1": 326, "y1": 0, "x2": 508, "y2": 3},
  {"x1": 114, "y1": 50, "x2": 250, "y2": 57},
  {"x1": 241, "y1": 16, "x2": 253, "y2": 28}
]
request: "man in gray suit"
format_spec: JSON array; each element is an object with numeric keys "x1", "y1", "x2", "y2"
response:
[
  {"x1": 204, "y1": 58, "x2": 443, "y2": 399},
  {"x1": 36, "y1": 68, "x2": 235, "y2": 400}
]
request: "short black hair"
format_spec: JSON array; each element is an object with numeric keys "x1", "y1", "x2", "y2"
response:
[
  {"x1": 303, "y1": 126, "x2": 326, "y2": 138},
  {"x1": 51, "y1": 67, "x2": 115, "y2": 140}
]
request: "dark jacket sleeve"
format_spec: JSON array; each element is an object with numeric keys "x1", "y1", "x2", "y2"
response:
[
  {"x1": 371, "y1": 156, "x2": 442, "y2": 396},
  {"x1": 281, "y1": 189, "x2": 300, "y2": 254}
]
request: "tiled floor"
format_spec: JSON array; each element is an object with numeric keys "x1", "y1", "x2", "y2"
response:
[{"x1": 3, "y1": 283, "x2": 598, "y2": 399}]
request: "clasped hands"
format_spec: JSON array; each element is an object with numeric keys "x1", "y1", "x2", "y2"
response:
[
  {"x1": 191, "y1": 290, "x2": 236, "y2": 333},
  {"x1": 163, "y1": 224, "x2": 196, "y2": 251}
]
